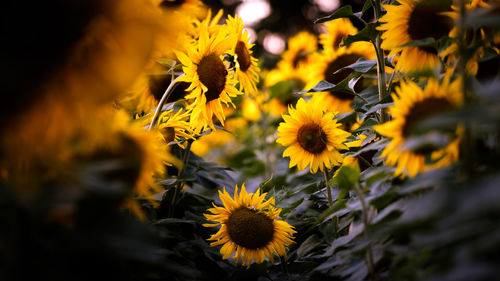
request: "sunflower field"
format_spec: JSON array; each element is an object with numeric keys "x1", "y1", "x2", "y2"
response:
[{"x1": 2, "y1": 0, "x2": 500, "y2": 280}]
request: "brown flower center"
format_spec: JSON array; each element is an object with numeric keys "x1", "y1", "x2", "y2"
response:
[
  {"x1": 226, "y1": 207, "x2": 275, "y2": 249},
  {"x1": 418, "y1": 46, "x2": 438, "y2": 55},
  {"x1": 292, "y1": 48, "x2": 308, "y2": 69},
  {"x1": 407, "y1": 3, "x2": 452, "y2": 41},
  {"x1": 332, "y1": 32, "x2": 347, "y2": 50},
  {"x1": 297, "y1": 123, "x2": 328, "y2": 154},
  {"x1": 235, "y1": 41, "x2": 252, "y2": 72},
  {"x1": 159, "y1": 0, "x2": 185, "y2": 8},
  {"x1": 161, "y1": 127, "x2": 176, "y2": 143},
  {"x1": 324, "y1": 53, "x2": 363, "y2": 100},
  {"x1": 197, "y1": 53, "x2": 227, "y2": 102},
  {"x1": 148, "y1": 74, "x2": 189, "y2": 103},
  {"x1": 402, "y1": 97, "x2": 454, "y2": 137}
]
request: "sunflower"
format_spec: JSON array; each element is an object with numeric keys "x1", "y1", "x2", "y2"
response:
[
  {"x1": 175, "y1": 13, "x2": 242, "y2": 133},
  {"x1": 203, "y1": 184, "x2": 295, "y2": 266},
  {"x1": 158, "y1": 109, "x2": 195, "y2": 147},
  {"x1": 307, "y1": 42, "x2": 376, "y2": 113},
  {"x1": 265, "y1": 31, "x2": 318, "y2": 89},
  {"x1": 319, "y1": 18, "x2": 358, "y2": 54},
  {"x1": 374, "y1": 78, "x2": 462, "y2": 178},
  {"x1": 225, "y1": 14, "x2": 260, "y2": 96},
  {"x1": 276, "y1": 98, "x2": 351, "y2": 173},
  {"x1": 120, "y1": 62, "x2": 191, "y2": 114},
  {"x1": 378, "y1": 0, "x2": 453, "y2": 73}
]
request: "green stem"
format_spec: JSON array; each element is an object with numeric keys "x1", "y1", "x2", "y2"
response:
[
  {"x1": 168, "y1": 139, "x2": 193, "y2": 217},
  {"x1": 148, "y1": 73, "x2": 185, "y2": 130},
  {"x1": 352, "y1": 182, "x2": 375, "y2": 280},
  {"x1": 323, "y1": 169, "x2": 333, "y2": 206},
  {"x1": 372, "y1": 0, "x2": 389, "y2": 123},
  {"x1": 279, "y1": 255, "x2": 291, "y2": 281}
]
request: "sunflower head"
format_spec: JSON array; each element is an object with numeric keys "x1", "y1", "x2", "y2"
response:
[
  {"x1": 319, "y1": 18, "x2": 358, "y2": 54},
  {"x1": 224, "y1": 14, "x2": 260, "y2": 96},
  {"x1": 378, "y1": 0, "x2": 453, "y2": 72},
  {"x1": 276, "y1": 98, "x2": 351, "y2": 173},
  {"x1": 175, "y1": 13, "x2": 242, "y2": 132},
  {"x1": 374, "y1": 77, "x2": 462, "y2": 177},
  {"x1": 203, "y1": 184, "x2": 295, "y2": 266},
  {"x1": 158, "y1": 109, "x2": 195, "y2": 147}
]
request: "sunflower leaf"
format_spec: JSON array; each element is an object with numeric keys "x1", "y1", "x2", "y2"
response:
[
  {"x1": 314, "y1": 5, "x2": 354, "y2": 24},
  {"x1": 342, "y1": 23, "x2": 378, "y2": 46},
  {"x1": 338, "y1": 57, "x2": 377, "y2": 74}
]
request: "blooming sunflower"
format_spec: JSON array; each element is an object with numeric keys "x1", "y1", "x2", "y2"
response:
[
  {"x1": 225, "y1": 14, "x2": 260, "y2": 96},
  {"x1": 158, "y1": 109, "x2": 195, "y2": 147},
  {"x1": 276, "y1": 98, "x2": 351, "y2": 173},
  {"x1": 374, "y1": 78, "x2": 462, "y2": 178},
  {"x1": 378, "y1": 0, "x2": 453, "y2": 73},
  {"x1": 121, "y1": 63, "x2": 191, "y2": 114},
  {"x1": 319, "y1": 18, "x2": 358, "y2": 54},
  {"x1": 203, "y1": 184, "x2": 296, "y2": 266},
  {"x1": 175, "y1": 14, "x2": 242, "y2": 132},
  {"x1": 307, "y1": 42, "x2": 376, "y2": 113},
  {"x1": 265, "y1": 31, "x2": 318, "y2": 89}
]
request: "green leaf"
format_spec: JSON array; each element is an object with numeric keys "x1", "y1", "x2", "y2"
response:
[
  {"x1": 361, "y1": 0, "x2": 373, "y2": 15},
  {"x1": 296, "y1": 235, "x2": 323, "y2": 258},
  {"x1": 341, "y1": 58, "x2": 377, "y2": 73},
  {"x1": 342, "y1": 23, "x2": 378, "y2": 46},
  {"x1": 351, "y1": 118, "x2": 378, "y2": 134},
  {"x1": 315, "y1": 6, "x2": 354, "y2": 23},
  {"x1": 334, "y1": 165, "x2": 360, "y2": 191}
]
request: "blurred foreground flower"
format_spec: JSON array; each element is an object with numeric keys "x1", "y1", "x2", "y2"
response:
[{"x1": 374, "y1": 77, "x2": 462, "y2": 177}]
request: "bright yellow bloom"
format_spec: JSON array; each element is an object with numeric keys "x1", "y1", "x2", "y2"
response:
[
  {"x1": 276, "y1": 98, "x2": 351, "y2": 173},
  {"x1": 158, "y1": 109, "x2": 195, "y2": 147},
  {"x1": 265, "y1": 31, "x2": 317, "y2": 89},
  {"x1": 225, "y1": 14, "x2": 260, "y2": 96},
  {"x1": 204, "y1": 184, "x2": 296, "y2": 266},
  {"x1": 175, "y1": 11, "x2": 242, "y2": 133},
  {"x1": 319, "y1": 18, "x2": 358, "y2": 54},
  {"x1": 378, "y1": 0, "x2": 453, "y2": 73},
  {"x1": 374, "y1": 78, "x2": 462, "y2": 178}
]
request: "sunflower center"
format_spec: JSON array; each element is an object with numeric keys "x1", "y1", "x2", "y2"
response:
[
  {"x1": 407, "y1": 3, "x2": 452, "y2": 41},
  {"x1": 197, "y1": 53, "x2": 227, "y2": 102},
  {"x1": 332, "y1": 32, "x2": 347, "y2": 50},
  {"x1": 148, "y1": 75, "x2": 190, "y2": 103},
  {"x1": 159, "y1": 0, "x2": 185, "y2": 8},
  {"x1": 324, "y1": 53, "x2": 363, "y2": 100},
  {"x1": 236, "y1": 41, "x2": 252, "y2": 72},
  {"x1": 161, "y1": 127, "x2": 176, "y2": 143},
  {"x1": 297, "y1": 123, "x2": 328, "y2": 154},
  {"x1": 402, "y1": 97, "x2": 454, "y2": 138},
  {"x1": 292, "y1": 48, "x2": 308, "y2": 69},
  {"x1": 226, "y1": 207, "x2": 275, "y2": 249}
]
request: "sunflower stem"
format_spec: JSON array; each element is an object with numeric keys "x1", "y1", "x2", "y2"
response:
[
  {"x1": 279, "y1": 255, "x2": 291, "y2": 281},
  {"x1": 456, "y1": 0, "x2": 474, "y2": 177},
  {"x1": 148, "y1": 73, "x2": 185, "y2": 130},
  {"x1": 168, "y1": 139, "x2": 193, "y2": 217},
  {"x1": 372, "y1": 0, "x2": 389, "y2": 123},
  {"x1": 323, "y1": 169, "x2": 333, "y2": 207},
  {"x1": 352, "y1": 182, "x2": 376, "y2": 280}
]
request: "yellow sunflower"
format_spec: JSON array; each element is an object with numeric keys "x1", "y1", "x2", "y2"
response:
[
  {"x1": 374, "y1": 78, "x2": 462, "y2": 178},
  {"x1": 378, "y1": 0, "x2": 453, "y2": 73},
  {"x1": 276, "y1": 98, "x2": 351, "y2": 173},
  {"x1": 158, "y1": 109, "x2": 195, "y2": 147},
  {"x1": 319, "y1": 18, "x2": 358, "y2": 54},
  {"x1": 203, "y1": 184, "x2": 296, "y2": 266},
  {"x1": 265, "y1": 31, "x2": 318, "y2": 89},
  {"x1": 120, "y1": 62, "x2": 191, "y2": 114},
  {"x1": 225, "y1": 14, "x2": 260, "y2": 96},
  {"x1": 307, "y1": 42, "x2": 376, "y2": 113},
  {"x1": 175, "y1": 14, "x2": 242, "y2": 133}
]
